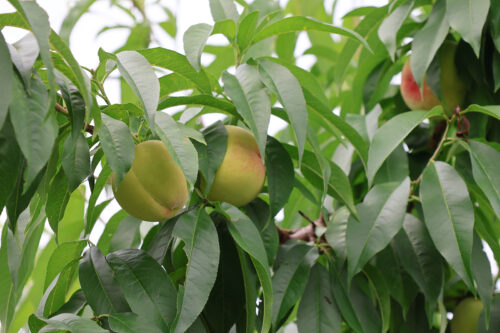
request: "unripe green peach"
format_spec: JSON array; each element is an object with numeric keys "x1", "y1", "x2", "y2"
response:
[
  {"x1": 401, "y1": 41, "x2": 466, "y2": 115},
  {"x1": 203, "y1": 125, "x2": 265, "y2": 207},
  {"x1": 112, "y1": 140, "x2": 188, "y2": 221},
  {"x1": 450, "y1": 297, "x2": 483, "y2": 333}
]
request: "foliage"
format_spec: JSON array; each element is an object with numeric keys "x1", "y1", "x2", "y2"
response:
[{"x1": 1, "y1": 0, "x2": 500, "y2": 332}]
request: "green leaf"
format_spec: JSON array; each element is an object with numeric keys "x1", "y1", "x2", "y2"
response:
[
  {"x1": 0, "y1": 32, "x2": 12, "y2": 128},
  {"x1": 108, "y1": 216, "x2": 142, "y2": 252},
  {"x1": 17, "y1": 0, "x2": 56, "y2": 109},
  {"x1": 209, "y1": 0, "x2": 238, "y2": 22},
  {"x1": 8, "y1": 32, "x2": 38, "y2": 86},
  {"x1": 107, "y1": 249, "x2": 177, "y2": 332},
  {"x1": 478, "y1": 293, "x2": 500, "y2": 332},
  {"x1": 79, "y1": 246, "x2": 130, "y2": 315},
  {"x1": 469, "y1": 140, "x2": 500, "y2": 220},
  {"x1": 45, "y1": 168, "x2": 71, "y2": 239},
  {"x1": 55, "y1": 71, "x2": 86, "y2": 137},
  {"x1": 146, "y1": 218, "x2": 176, "y2": 264},
  {"x1": 195, "y1": 122, "x2": 227, "y2": 196},
  {"x1": 463, "y1": 104, "x2": 500, "y2": 120},
  {"x1": 38, "y1": 313, "x2": 108, "y2": 333},
  {"x1": 115, "y1": 51, "x2": 160, "y2": 126},
  {"x1": 227, "y1": 208, "x2": 273, "y2": 333},
  {"x1": 420, "y1": 161, "x2": 475, "y2": 288},
  {"x1": 9, "y1": 75, "x2": 58, "y2": 188},
  {"x1": 183, "y1": 23, "x2": 213, "y2": 71},
  {"x1": 212, "y1": 19, "x2": 236, "y2": 41},
  {"x1": 85, "y1": 165, "x2": 112, "y2": 235},
  {"x1": 154, "y1": 112, "x2": 199, "y2": 185},
  {"x1": 347, "y1": 177, "x2": 410, "y2": 279},
  {"x1": 172, "y1": 209, "x2": 220, "y2": 333},
  {"x1": 109, "y1": 313, "x2": 164, "y2": 333},
  {"x1": 410, "y1": 0, "x2": 449, "y2": 87},
  {"x1": 237, "y1": 11, "x2": 259, "y2": 52},
  {"x1": 258, "y1": 59, "x2": 307, "y2": 163},
  {"x1": 140, "y1": 48, "x2": 212, "y2": 94},
  {"x1": 325, "y1": 207, "x2": 349, "y2": 264},
  {"x1": 39, "y1": 259, "x2": 79, "y2": 317},
  {"x1": 378, "y1": 0, "x2": 414, "y2": 60},
  {"x1": 253, "y1": 16, "x2": 370, "y2": 51},
  {"x1": 297, "y1": 263, "x2": 341, "y2": 333},
  {"x1": 330, "y1": 264, "x2": 381, "y2": 333},
  {"x1": 98, "y1": 114, "x2": 134, "y2": 186},
  {"x1": 44, "y1": 240, "x2": 86, "y2": 291},
  {"x1": 372, "y1": 145, "x2": 409, "y2": 185},
  {"x1": 222, "y1": 65, "x2": 271, "y2": 156},
  {"x1": 96, "y1": 210, "x2": 128, "y2": 255},
  {"x1": 62, "y1": 133, "x2": 90, "y2": 192},
  {"x1": 392, "y1": 214, "x2": 444, "y2": 307},
  {"x1": 446, "y1": 0, "x2": 489, "y2": 57},
  {"x1": 367, "y1": 108, "x2": 443, "y2": 185},
  {"x1": 272, "y1": 243, "x2": 318, "y2": 327},
  {"x1": 471, "y1": 232, "x2": 493, "y2": 326},
  {"x1": 59, "y1": 0, "x2": 97, "y2": 44},
  {"x1": 265, "y1": 136, "x2": 294, "y2": 218},
  {"x1": 0, "y1": 117, "x2": 21, "y2": 211},
  {"x1": 202, "y1": 220, "x2": 246, "y2": 332}
]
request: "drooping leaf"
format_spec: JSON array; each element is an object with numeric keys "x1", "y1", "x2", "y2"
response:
[
  {"x1": 222, "y1": 65, "x2": 271, "y2": 156},
  {"x1": 469, "y1": 140, "x2": 500, "y2": 220},
  {"x1": 37, "y1": 313, "x2": 108, "y2": 333},
  {"x1": 59, "y1": 0, "x2": 97, "y2": 44},
  {"x1": 183, "y1": 23, "x2": 213, "y2": 71},
  {"x1": 44, "y1": 240, "x2": 86, "y2": 291},
  {"x1": 79, "y1": 246, "x2": 130, "y2": 315},
  {"x1": 258, "y1": 59, "x2": 307, "y2": 163},
  {"x1": 392, "y1": 214, "x2": 444, "y2": 307},
  {"x1": 0, "y1": 117, "x2": 21, "y2": 212},
  {"x1": 420, "y1": 161, "x2": 475, "y2": 288},
  {"x1": 46, "y1": 168, "x2": 70, "y2": 239},
  {"x1": 297, "y1": 263, "x2": 342, "y2": 333},
  {"x1": 272, "y1": 243, "x2": 318, "y2": 327},
  {"x1": 62, "y1": 132, "x2": 91, "y2": 192},
  {"x1": 347, "y1": 178, "x2": 410, "y2": 279},
  {"x1": 154, "y1": 112, "x2": 199, "y2": 185},
  {"x1": 471, "y1": 232, "x2": 493, "y2": 325},
  {"x1": 227, "y1": 207, "x2": 274, "y2": 333},
  {"x1": 98, "y1": 114, "x2": 134, "y2": 186},
  {"x1": 378, "y1": 0, "x2": 414, "y2": 60},
  {"x1": 410, "y1": 0, "x2": 449, "y2": 87},
  {"x1": 171, "y1": 209, "x2": 220, "y2": 333},
  {"x1": 265, "y1": 136, "x2": 294, "y2": 218},
  {"x1": 0, "y1": 32, "x2": 13, "y2": 128},
  {"x1": 107, "y1": 249, "x2": 177, "y2": 332},
  {"x1": 209, "y1": 0, "x2": 238, "y2": 22},
  {"x1": 446, "y1": 0, "x2": 489, "y2": 57}
]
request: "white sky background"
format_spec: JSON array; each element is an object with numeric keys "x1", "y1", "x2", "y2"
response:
[{"x1": 2, "y1": 1, "x2": 499, "y2": 328}]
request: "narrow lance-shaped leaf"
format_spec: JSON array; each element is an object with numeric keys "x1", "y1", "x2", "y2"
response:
[
  {"x1": 297, "y1": 263, "x2": 342, "y2": 333},
  {"x1": 115, "y1": 51, "x2": 160, "y2": 126},
  {"x1": 392, "y1": 214, "x2": 444, "y2": 307},
  {"x1": 109, "y1": 313, "x2": 164, "y2": 333},
  {"x1": 252, "y1": 16, "x2": 370, "y2": 51},
  {"x1": 37, "y1": 313, "x2": 108, "y2": 333},
  {"x1": 154, "y1": 112, "x2": 198, "y2": 185},
  {"x1": 347, "y1": 177, "x2": 410, "y2": 280},
  {"x1": 446, "y1": 0, "x2": 489, "y2": 57},
  {"x1": 222, "y1": 65, "x2": 271, "y2": 157},
  {"x1": 78, "y1": 246, "x2": 130, "y2": 315},
  {"x1": 44, "y1": 240, "x2": 86, "y2": 290},
  {"x1": 420, "y1": 161, "x2": 475, "y2": 289},
  {"x1": 62, "y1": 132, "x2": 91, "y2": 192},
  {"x1": 98, "y1": 114, "x2": 134, "y2": 186},
  {"x1": 367, "y1": 108, "x2": 443, "y2": 185},
  {"x1": 107, "y1": 249, "x2": 177, "y2": 332},
  {"x1": 9, "y1": 75, "x2": 58, "y2": 189},
  {"x1": 410, "y1": 0, "x2": 449, "y2": 87},
  {"x1": 171, "y1": 209, "x2": 220, "y2": 333},
  {"x1": 471, "y1": 232, "x2": 493, "y2": 326},
  {"x1": 259, "y1": 59, "x2": 307, "y2": 164},
  {"x1": 209, "y1": 0, "x2": 238, "y2": 22},
  {"x1": 265, "y1": 136, "x2": 294, "y2": 218},
  {"x1": 183, "y1": 23, "x2": 213, "y2": 72},
  {"x1": 0, "y1": 32, "x2": 12, "y2": 128},
  {"x1": 226, "y1": 207, "x2": 274, "y2": 333},
  {"x1": 378, "y1": 0, "x2": 414, "y2": 60},
  {"x1": 469, "y1": 140, "x2": 500, "y2": 220},
  {"x1": 272, "y1": 243, "x2": 318, "y2": 327}
]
